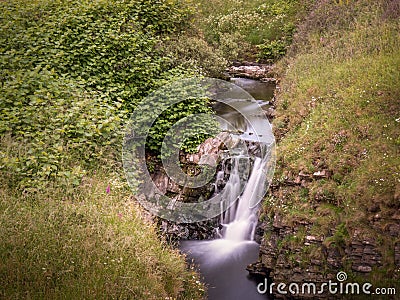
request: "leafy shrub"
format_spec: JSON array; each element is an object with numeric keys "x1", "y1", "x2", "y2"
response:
[
  {"x1": 0, "y1": 68, "x2": 125, "y2": 191},
  {"x1": 257, "y1": 39, "x2": 289, "y2": 62},
  {"x1": 148, "y1": 98, "x2": 218, "y2": 156},
  {"x1": 125, "y1": 77, "x2": 220, "y2": 159},
  {"x1": 162, "y1": 36, "x2": 228, "y2": 77},
  {"x1": 0, "y1": 0, "x2": 193, "y2": 111}
]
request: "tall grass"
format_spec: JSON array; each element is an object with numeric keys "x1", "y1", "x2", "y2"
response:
[{"x1": 0, "y1": 170, "x2": 204, "y2": 299}]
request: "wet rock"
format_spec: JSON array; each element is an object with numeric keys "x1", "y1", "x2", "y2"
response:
[
  {"x1": 159, "y1": 219, "x2": 219, "y2": 241},
  {"x1": 184, "y1": 132, "x2": 238, "y2": 166},
  {"x1": 226, "y1": 64, "x2": 274, "y2": 80},
  {"x1": 246, "y1": 261, "x2": 269, "y2": 277},
  {"x1": 254, "y1": 219, "x2": 267, "y2": 244},
  {"x1": 264, "y1": 107, "x2": 276, "y2": 120}
]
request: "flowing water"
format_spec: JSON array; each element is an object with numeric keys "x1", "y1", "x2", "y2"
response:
[
  {"x1": 180, "y1": 78, "x2": 274, "y2": 300},
  {"x1": 230, "y1": 77, "x2": 275, "y2": 101},
  {"x1": 180, "y1": 155, "x2": 270, "y2": 300}
]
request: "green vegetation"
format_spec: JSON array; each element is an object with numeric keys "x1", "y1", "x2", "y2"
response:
[
  {"x1": 2, "y1": 0, "x2": 399, "y2": 297},
  {"x1": 193, "y1": 0, "x2": 306, "y2": 62},
  {"x1": 140, "y1": 85, "x2": 219, "y2": 156},
  {"x1": 2, "y1": 0, "x2": 174, "y2": 189},
  {"x1": 1, "y1": 69, "x2": 124, "y2": 191},
  {"x1": 0, "y1": 171, "x2": 204, "y2": 299},
  {"x1": 1, "y1": 0, "x2": 302, "y2": 295},
  {"x1": 0, "y1": 0, "x2": 206, "y2": 298},
  {"x1": 0, "y1": 0, "x2": 217, "y2": 192},
  {"x1": 266, "y1": 0, "x2": 400, "y2": 287},
  {"x1": 1, "y1": 0, "x2": 192, "y2": 110}
]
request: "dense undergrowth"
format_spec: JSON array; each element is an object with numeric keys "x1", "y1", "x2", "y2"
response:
[
  {"x1": 0, "y1": 0, "x2": 206, "y2": 191},
  {"x1": 264, "y1": 0, "x2": 400, "y2": 288}
]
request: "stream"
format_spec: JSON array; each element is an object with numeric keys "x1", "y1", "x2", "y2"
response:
[{"x1": 180, "y1": 78, "x2": 275, "y2": 300}]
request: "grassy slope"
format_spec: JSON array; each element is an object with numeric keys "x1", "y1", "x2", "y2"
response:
[
  {"x1": 0, "y1": 170, "x2": 204, "y2": 299},
  {"x1": 265, "y1": 0, "x2": 399, "y2": 286}
]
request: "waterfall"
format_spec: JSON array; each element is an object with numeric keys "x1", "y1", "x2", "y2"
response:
[
  {"x1": 180, "y1": 151, "x2": 272, "y2": 300},
  {"x1": 220, "y1": 156, "x2": 267, "y2": 242}
]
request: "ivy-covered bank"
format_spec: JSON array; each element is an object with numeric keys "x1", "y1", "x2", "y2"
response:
[
  {"x1": 1, "y1": 0, "x2": 208, "y2": 191},
  {"x1": 252, "y1": 0, "x2": 400, "y2": 298}
]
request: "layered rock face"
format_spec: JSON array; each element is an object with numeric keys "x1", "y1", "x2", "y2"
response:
[
  {"x1": 248, "y1": 181, "x2": 400, "y2": 299},
  {"x1": 150, "y1": 134, "x2": 234, "y2": 240}
]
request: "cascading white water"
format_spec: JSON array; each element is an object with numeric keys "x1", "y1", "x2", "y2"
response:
[
  {"x1": 221, "y1": 156, "x2": 267, "y2": 242},
  {"x1": 217, "y1": 157, "x2": 241, "y2": 227},
  {"x1": 180, "y1": 153, "x2": 271, "y2": 300}
]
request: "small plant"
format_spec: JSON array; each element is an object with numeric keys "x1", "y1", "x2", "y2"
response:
[{"x1": 257, "y1": 39, "x2": 290, "y2": 62}]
